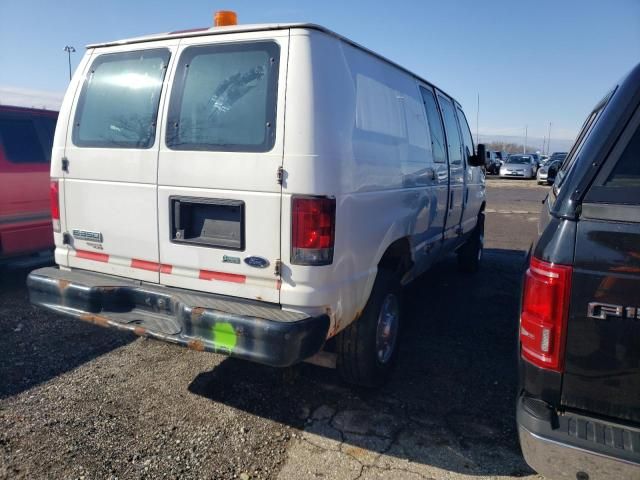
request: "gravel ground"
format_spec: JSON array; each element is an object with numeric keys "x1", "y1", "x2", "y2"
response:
[{"x1": 0, "y1": 181, "x2": 548, "y2": 480}]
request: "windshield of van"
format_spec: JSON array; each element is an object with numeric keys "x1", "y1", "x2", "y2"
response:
[{"x1": 166, "y1": 42, "x2": 279, "y2": 152}]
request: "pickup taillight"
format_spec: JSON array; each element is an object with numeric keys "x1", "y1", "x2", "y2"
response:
[
  {"x1": 291, "y1": 196, "x2": 335, "y2": 266},
  {"x1": 50, "y1": 180, "x2": 60, "y2": 232},
  {"x1": 520, "y1": 256, "x2": 572, "y2": 372}
]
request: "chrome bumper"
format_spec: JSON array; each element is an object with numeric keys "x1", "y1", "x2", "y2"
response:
[{"x1": 519, "y1": 426, "x2": 640, "y2": 480}]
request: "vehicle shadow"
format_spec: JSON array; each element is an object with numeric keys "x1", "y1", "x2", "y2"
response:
[
  {"x1": 188, "y1": 248, "x2": 534, "y2": 477},
  {"x1": 0, "y1": 263, "x2": 134, "y2": 399}
]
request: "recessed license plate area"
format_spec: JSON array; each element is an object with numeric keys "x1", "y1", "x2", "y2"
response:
[{"x1": 170, "y1": 196, "x2": 245, "y2": 250}]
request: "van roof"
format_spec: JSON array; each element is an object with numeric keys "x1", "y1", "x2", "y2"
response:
[{"x1": 87, "y1": 22, "x2": 460, "y2": 106}]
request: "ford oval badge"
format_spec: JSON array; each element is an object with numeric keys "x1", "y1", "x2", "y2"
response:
[{"x1": 244, "y1": 256, "x2": 269, "y2": 269}]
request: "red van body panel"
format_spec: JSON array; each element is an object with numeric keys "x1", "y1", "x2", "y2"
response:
[{"x1": 0, "y1": 106, "x2": 58, "y2": 259}]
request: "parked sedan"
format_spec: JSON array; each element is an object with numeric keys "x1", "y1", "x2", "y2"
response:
[
  {"x1": 536, "y1": 159, "x2": 562, "y2": 184},
  {"x1": 499, "y1": 155, "x2": 536, "y2": 179}
]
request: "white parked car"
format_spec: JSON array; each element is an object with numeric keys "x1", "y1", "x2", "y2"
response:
[
  {"x1": 500, "y1": 155, "x2": 537, "y2": 179},
  {"x1": 28, "y1": 14, "x2": 486, "y2": 386}
]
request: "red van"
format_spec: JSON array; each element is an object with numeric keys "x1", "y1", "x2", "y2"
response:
[{"x1": 0, "y1": 105, "x2": 58, "y2": 260}]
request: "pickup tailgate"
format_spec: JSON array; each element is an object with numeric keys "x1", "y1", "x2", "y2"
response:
[{"x1": 562, "y1": 217, "x2": 640, "y2": 423}]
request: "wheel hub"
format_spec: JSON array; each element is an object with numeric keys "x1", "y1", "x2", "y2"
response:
[{"x1": 376, "y1": 294, "x2": 399, "y2": 364}]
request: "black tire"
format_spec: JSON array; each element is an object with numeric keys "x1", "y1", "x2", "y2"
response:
[
  {"x1": 457, "y1": 212, "x2": 485, "y2": 273},
  {"x1": 336, "y1": 268, "x2": 401, "y2": 387}
]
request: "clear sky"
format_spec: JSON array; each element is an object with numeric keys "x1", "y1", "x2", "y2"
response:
[{"x1": 1, "y1": 0, "x2": 638, "y2": 144}]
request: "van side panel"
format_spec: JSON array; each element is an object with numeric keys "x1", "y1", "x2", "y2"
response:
[{"x1": 282, "y1": 29, "x2": 437, "y2": 334}]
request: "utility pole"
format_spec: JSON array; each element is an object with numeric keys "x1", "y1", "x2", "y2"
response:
[
  {"x1": 524, "y1": 126, "x2": 528, "y2": 154},
  {"x1": 64, "y1": 46, "x2": 76, "y2": 81},
  {"x1": 476, "y1": 93, "x2": 480, "y2": 145},
  {"x1": 547, "y1": 122, "x2": 552, "y2": 154}
]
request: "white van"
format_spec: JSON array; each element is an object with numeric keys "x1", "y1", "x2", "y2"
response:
[{"x1": 28, "y1": 16, "x2": 486, "y2": 386}]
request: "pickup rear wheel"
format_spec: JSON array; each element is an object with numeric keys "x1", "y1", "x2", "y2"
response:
[
  {"x1": 457, "y1": 212, "x2": 485, "y2": 273},
  {"x1": 336, "y1": 269, "x2": 401, "y2": 387}
]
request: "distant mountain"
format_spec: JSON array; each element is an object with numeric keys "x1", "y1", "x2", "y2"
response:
[{"x1": 477, "y1": 133, "x2": 574, "y2": 153}]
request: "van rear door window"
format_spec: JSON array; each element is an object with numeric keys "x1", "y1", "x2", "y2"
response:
[
  {"x1": 72, "y1": 48, "x2": 170, "y2": 149},
  {"x1": 166, "y1": 42, "x2": 279, "y2": 152}
]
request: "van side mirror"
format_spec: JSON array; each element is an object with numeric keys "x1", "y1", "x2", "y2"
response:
[{"x1": 469, "y1": 144, "x2": 486, "y2": 167}]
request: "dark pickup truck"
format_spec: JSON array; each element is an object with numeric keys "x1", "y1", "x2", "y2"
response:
[{"x1": 518, "y1": 62, "x2": 640, "y2": 480}]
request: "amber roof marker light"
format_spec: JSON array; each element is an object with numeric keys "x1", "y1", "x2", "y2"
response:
[{"x1": 214, "y1": 10, "x2": 238, "y2": 27}]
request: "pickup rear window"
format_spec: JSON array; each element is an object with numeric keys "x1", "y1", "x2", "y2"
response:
[
  {"x1": 72, "y1": 48, "x2": 170, "y2": 149},
  {"x1": 605, "y1": 125, "x2": 640, "y2": 188},
  {"x1": 166, "y1": 42, "x2": 279, "y2": 153}
]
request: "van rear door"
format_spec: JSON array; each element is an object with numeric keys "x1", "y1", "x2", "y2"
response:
[
  {"x1": 63, "y1": 42, "x2": 177, "y2": 282},
  {"x1": 562, "y1": 112, "x2": 640, "y2": 424},
  {"x1": 157, "y1": 32, "x2": 288, "y2": 303}
]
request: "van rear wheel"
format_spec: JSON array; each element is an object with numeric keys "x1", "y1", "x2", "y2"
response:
[
  {"x1": 457, "y1": 212, "x2": 485, "y2": 273},
  {"x1": 336, "y1": 269, "x2": 401, "y2": 387}
]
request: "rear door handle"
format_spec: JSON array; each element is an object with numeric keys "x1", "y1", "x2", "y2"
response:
[{"x1": 449, "y1": 191, "x2": 454, "y2": 210}]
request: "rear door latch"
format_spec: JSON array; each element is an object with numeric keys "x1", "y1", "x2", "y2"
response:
[{"x1": 274, "y1": 259, "x2": 282, "y2": 276}]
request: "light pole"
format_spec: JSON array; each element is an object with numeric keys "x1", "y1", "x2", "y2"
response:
[
  {"x1": 524, "y1": 125, "x2": 528, "y2": 154},
  {"x1": 64, "y1": 46, "x2": 76, "y2": 81},
  {"x1": 547, "y1": 122, "x2": 552, "y2": 155}
]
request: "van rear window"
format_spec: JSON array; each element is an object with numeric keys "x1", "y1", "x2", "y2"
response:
[
  {"x1": 72, "y1": 48, "x2": 170, "y2": 149},
  {"x1": 0, "y1": 111, "x2": 57, "y2": 164},
  {"x1": 166, "y1": 42, "x2": 279, "y2": 152}
]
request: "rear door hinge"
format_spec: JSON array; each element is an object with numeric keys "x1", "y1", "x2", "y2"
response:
[
  {"x1": 276, "y1": 166, "x2": 284, "y2": 185},
  {"x1": 274, "y1": 259, "x2": 282, "y2": 277},
  {"x1": 61, "y1": 156, "x2": 69, "y2": 173}
]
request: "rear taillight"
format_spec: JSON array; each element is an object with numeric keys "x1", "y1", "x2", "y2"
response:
[
  {"x1": 291, "y1": 196, "x2": 335, "y2": 266},
  {"x1": 50, "y1": 180, "x2": 60, "y2": 232},
  {"x1": 520, "y1": 256, "x2": 572, "y2": 372}
]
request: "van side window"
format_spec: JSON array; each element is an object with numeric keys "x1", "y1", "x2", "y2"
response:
[
  {"x1": 0, "y1": 111, "x2": 54, "y2": 164},
  {"x1": 437, "y1": 95, "x2": 463, "y2": 166},
  {"x1": 420, "y1": 88, "x2": 447, "y2": 164},
  {"x1": 73, "y1": 49, "x2": 170, "y2": 149},
  {"x1": 455, "y1": 106, "x2": 475, "y2": 163},
  {"x1": 166, "y1": 42, "x2": 279, "y2": 152}
]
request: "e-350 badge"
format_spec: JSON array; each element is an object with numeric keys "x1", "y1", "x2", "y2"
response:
[{"x1": 72, "y1": 229, "x2": 103, "y2": 243}]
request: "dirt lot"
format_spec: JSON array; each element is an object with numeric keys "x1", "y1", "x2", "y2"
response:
[{"x1": 0, "y1": 178, "x2": 548, "y2": 480}]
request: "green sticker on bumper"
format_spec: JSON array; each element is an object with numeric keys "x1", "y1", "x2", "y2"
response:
[{"x1": 213, "y1": 322, "x2": 237, "y2": 352}]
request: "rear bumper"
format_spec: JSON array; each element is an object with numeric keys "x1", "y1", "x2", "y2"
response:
[
  {"x1": 517, "y1": 395, "x2": 640, "y2": 480},
  {"x1": 27, "y1": 267, "x2": 330, "y2": 367}
]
